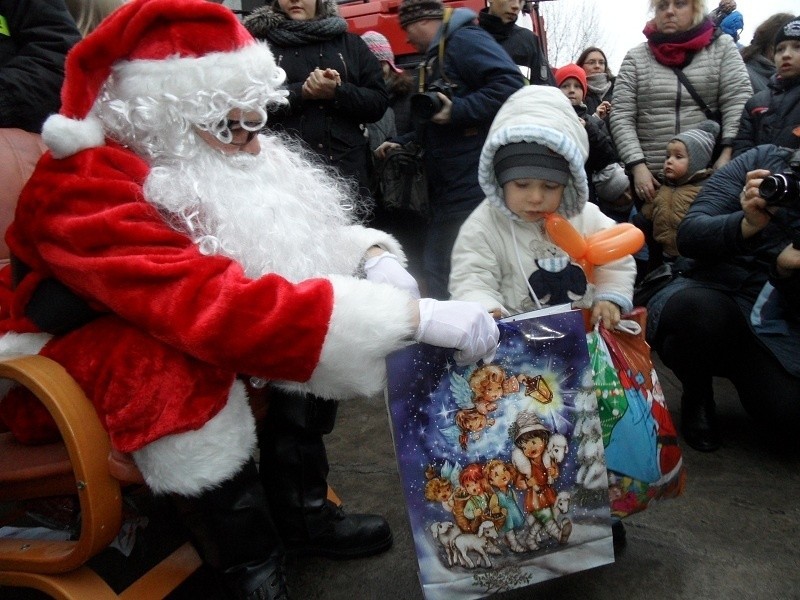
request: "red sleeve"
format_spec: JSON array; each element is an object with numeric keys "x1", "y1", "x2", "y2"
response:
[{"x1": 7, "y1": 145, "x2": 333, "y2": 383}]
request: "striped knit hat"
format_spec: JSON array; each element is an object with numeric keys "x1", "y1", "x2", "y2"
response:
[{"x1": 671, "y1": 120, "x2": 720, "y2": 177}]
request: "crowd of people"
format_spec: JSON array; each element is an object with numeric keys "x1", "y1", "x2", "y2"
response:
[{"x1": 0, "y1": 0, "x2": 798, "y2": 598}]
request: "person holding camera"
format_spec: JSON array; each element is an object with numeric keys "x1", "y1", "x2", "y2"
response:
[
  {"x1": 645, "y1": 144, "x2": 800, "y2": 453},
  {"x1": 375, "y1": 0, "x2": 525, "y2": 300}
]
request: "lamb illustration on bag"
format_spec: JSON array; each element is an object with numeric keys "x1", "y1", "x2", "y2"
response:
[{"x1": 430, "y1": 520, "x2": 502, "y2": 569}]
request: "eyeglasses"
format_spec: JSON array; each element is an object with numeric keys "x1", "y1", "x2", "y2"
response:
[{"x1": 215, "y1": 119, "x2": 262, "y2": 147}]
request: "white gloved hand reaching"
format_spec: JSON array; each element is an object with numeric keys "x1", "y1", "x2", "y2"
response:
[
  {"x1": 414, "y1": 298, "x2": 499, "y2": 365},
  {"x1": 364, "y1": 251, "x2": 421, "y2": 299}
]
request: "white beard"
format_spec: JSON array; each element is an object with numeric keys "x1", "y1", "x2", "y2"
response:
[{"x1": 142, "y1": 133, "x2": 367, "y2": 281}]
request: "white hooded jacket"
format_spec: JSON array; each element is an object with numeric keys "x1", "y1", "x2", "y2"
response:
[{"x1": 449, "y1": 86, "x2": 635, "y2": 316}]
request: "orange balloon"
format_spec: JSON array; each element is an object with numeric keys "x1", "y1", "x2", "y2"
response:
[
  {"x1": 585, "y1": 222, "x2": 639, "y2": 246},
  {"x1": 585, "y1": 226, "x2": 645, "y2": 265},
  {"x1": 544, "y1": 214, "x2": 588, "y2": 260},
  {"x1": 576, "y1": 257, "x2": 594, "y2": 282}
]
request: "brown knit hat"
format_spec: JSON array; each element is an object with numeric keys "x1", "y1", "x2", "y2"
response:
[{"x1": 398, "y1": 0, "x2": 444, "y2": 29}]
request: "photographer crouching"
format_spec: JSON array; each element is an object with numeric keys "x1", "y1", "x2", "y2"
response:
[
  {"x1": 644, "y1": 144, "x2": 800, "y2": 453},
  {"x1": 375, "y1": 0, "x2": 524, "y2": 299}
]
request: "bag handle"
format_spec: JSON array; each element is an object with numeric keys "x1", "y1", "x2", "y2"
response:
[{"x1": 671, "y1": 67, "x2": 720, "y2": 122}]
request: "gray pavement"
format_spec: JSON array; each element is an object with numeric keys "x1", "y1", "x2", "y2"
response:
[{"x1": 286, "y1": 353, "x2": 800, "y2": 600}]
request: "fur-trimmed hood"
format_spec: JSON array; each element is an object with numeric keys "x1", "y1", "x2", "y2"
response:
[{"x1": 478, "y1": 85, "x2": 589, "y2": 221}]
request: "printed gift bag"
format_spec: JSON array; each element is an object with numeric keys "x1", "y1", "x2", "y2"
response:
[
  {"x1": 386, "y1": 308, "x2": 614, "y2": 600},
  {"x1": 586, "y1": 308, "x2": 685, "y2": 518}
]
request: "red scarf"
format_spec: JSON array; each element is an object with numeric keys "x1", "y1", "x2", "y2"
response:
[{"x1": 644, "y1": 19, "x2": 715, "y2": 68}]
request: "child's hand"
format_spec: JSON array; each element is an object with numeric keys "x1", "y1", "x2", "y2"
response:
[
  {"x1": 594, "y1": 100, "x2": 612, "y2": 119},
  {"x1": 591, "y1": 300, "x2": 621, "y2": 330}
]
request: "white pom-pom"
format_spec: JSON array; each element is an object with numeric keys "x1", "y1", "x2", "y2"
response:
[{"x1": 41, "y1": 114, "x2": 105, "y2": 158}]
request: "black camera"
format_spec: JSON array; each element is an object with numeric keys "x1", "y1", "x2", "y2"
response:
[
  {"x1": 410, "y1": 80, "x2": 456, "y2": 120},
  {"x1": 759, "y1": 150, "x2": 800, "y2": 208}
]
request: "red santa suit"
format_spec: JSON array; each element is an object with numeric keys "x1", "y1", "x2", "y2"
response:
[{"x1": 0, "y1": 0, "x2": 416, "y2": 496}]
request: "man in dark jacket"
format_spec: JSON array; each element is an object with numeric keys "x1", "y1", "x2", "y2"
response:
[
  {"x1": 376, "y1": 0, "x2": 525, "y2": 299},
  {"x1": 0, "y1": 0, "x2": 81, "y2": 133},
  {"x1": 477, "y1": 0, "x2": 554, "y2": 86}
]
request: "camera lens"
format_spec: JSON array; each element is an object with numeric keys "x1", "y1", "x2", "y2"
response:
[
  {"x1": 410, "y1": 92, "x2": 443, "y2": 120},
  {"x1": 759, "y1": 174, "x2": 787, "y2": 204}
]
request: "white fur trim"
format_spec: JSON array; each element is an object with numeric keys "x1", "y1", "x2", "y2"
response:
[
  {"x1": 277, "y1": 275, "x2": 417, "y2": 400},
  {"x1": 41, "y1": 113, "x2": 106, "y2": 159},
  {"x1": 0, "y1": 332, "x2": 54, "y2": 399},
  {"x1": 112, "y1": 42, "x2": 286, "y2": 108},
  {"x1": 131, "y1": 380, "x2": 256, "y2": 496},
  {"x1": 347, "y1": 226, "x2": 407, "y2": 266}
]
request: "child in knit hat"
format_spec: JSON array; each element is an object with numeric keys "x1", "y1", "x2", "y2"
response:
[
  {"x1": 449, "y1": 85, "x2": 636, "y2": 330},
  {"x1": 642, "y1": 120, "x2": 720, "y2": 259},
  {"x1": 556, "y1": 64, "x2": 632, "y2": 223}
]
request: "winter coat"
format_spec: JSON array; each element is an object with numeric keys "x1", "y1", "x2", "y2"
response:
[
  {"x1": 244, "y1": 13, "x2": 387, "y2": 193},
  {"x1": 477, "y1": 9, "x2": 554, "y2": 86},
  {"x1": 0, "y1": 0, "x2": 81, "y2": 133},
  {"x1": 584, "y1": 77, "x2": 614, "y2": 119},
  {"x1": 611, "y1": 34, "x2": 751, "y2": 175},
  {"x1": 643, "y1": 169, "x2": 712, "y2": 258},
  {"x1": 449, "y1": 86, "x2": 635, "y2": 316},
  {"x1": 648, "y1": 145, "x2": 800, "y2": 376},
  {"x1": 732, "y1": 76, "x2": 800, "y2": 157},
  {"x1": 395, "y1": 8, "x2": 525, "y2": 221}
]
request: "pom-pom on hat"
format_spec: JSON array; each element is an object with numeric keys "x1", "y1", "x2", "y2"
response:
[
  {"x1": 361, "y1": 31, "x2": 402, "y2": 73},
  {"x1": 398, "y1": 0, "x2": 444, "y2": 29},
  {"x1": 554, "y1": 63, "x2": 588, "y2": 98},
  {"x1": 42, "y1": 0, "x2": 284, "y2": 159},
  {"x1": 775, "y1": 16, "x2": 800, "y2": 47},
  {"x1": 671, "y1": 119, "x2": 720, "y2": 177}
]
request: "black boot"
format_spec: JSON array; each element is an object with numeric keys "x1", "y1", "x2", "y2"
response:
[
  {"x1": 681, "y1": 394, "x2": 721, "y2": 452},
  {"x1": 259, "y1": 389, "x2": 393, "y2": 560},
  {"x1": 173, "y1": 460, "x2": 289, "y2": 600}
]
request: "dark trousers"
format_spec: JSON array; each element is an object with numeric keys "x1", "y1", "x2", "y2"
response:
[{"x1": 653, "y1": 286, "x2": 800, "y2": 438}]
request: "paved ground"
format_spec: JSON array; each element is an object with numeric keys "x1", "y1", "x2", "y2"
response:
[{"x1": 275, "y1": 353, "x2": 800, "y2": 600}]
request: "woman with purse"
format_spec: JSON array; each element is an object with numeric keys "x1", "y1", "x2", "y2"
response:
[{"x1": 610, "y1": 0, "x2": 751, "y2": 279}]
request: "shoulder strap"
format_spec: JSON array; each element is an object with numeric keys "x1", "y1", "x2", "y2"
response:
[
  {"x1": 419, "y1": 8, "x2": 454, "y2": 92},
  {"x1": 672, "y1": 67, "x2": 719, "y2": 121}
]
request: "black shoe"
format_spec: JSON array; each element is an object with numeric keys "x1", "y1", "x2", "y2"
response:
[
  {"x1": 282, "y1": 499, "x2": 393, "y2": 560},
  {"x1": 681, "y1": 395, "x2": 721, "y2": 452}
]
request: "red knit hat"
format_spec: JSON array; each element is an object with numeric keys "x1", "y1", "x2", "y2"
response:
[
  {"x1": 42, "y1": 0, "x2": 284, "y2": 158},
  {"x1": 555, "y1": 64, "x2": 588, "y2": 98}
]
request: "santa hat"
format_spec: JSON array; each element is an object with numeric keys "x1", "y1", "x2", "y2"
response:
[{"x1": 42, "y1": 0, "x2": 284, "y2": 159}]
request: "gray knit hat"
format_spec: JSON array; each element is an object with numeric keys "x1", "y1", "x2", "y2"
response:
[
  {"x1": 398, "y1": 0, "x2": 444, "y2": 29},
  {"x1": 493, "y1": 142, "x2": 571, "y2": 187},
  {"x1": 671, "y1": 120, "x2": 720, "y2": 177}
]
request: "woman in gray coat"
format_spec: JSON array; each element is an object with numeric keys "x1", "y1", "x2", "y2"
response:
[{"x1": 611, "y1": 0, "x2": 751, "y2": 275}]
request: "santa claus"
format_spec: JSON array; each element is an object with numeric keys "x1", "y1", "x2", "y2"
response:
[{"x1": 0, "y1": 1, "x2": 498, "y2": 598}]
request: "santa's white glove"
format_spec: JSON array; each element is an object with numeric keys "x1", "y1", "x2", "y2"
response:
[
  {"x1": 414, "y1": 298, "x2": 499, "y2": 365},
  {"x1": 364, "y1": 251, "x2": 421, "y2": 299}
]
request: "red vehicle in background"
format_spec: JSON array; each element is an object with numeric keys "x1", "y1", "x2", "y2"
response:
[{"x1": 337, "y1": 0, "x2": 551, "y2": 69}]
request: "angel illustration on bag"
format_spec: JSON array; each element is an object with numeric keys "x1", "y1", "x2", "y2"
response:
[
  {"x1": 424, "y1": 460, "x2": 462, "y2": 513},
  {"x1": 439, "y1": 364, "x2": 522, "y2": 450}
]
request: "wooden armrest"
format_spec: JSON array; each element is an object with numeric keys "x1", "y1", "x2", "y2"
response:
[{"x1": 0, "y1": 355, "x2": 122, "y2": 574}]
